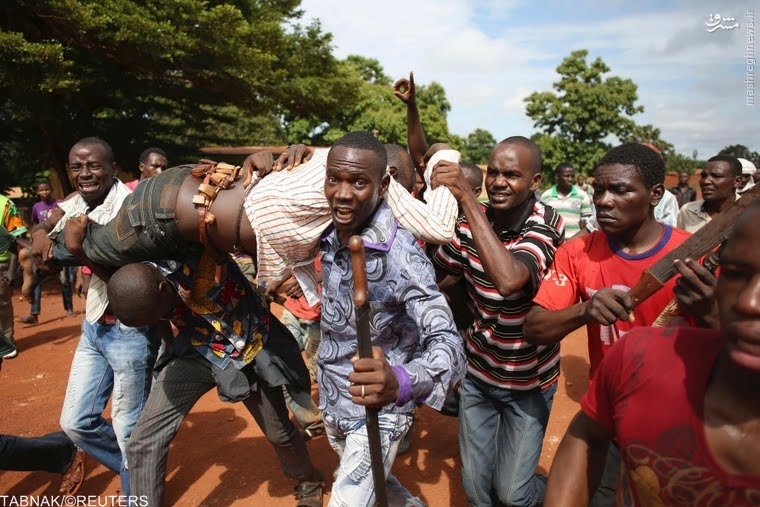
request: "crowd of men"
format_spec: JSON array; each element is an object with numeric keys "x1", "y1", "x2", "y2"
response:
[{"x1": 1, "y1": 71, "x2": 759, "y2": 507}]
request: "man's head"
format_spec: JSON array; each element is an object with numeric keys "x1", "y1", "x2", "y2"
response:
[
  {"x1": 592, "y1": 143, "x2": 665, "y2": 237},
  {"x1": 139, "y1": 148, "x2": 168, "y2": 180},
  {"x1": 738, "y1": 158, "x2": 757, "y2": 190},
  {"x1": 423, "y1": 143, "x2": 452, "y2": 166},
  {"x1": 461, "y1": 162, "x2": 484, "y2": 196},
  {"x1": 325, "y1": 131, "x2": 390, "y2": 244},
  {"x1": 678, "y1": 171, "x2": 690, "y2": 186},
  {"x1": 68, "y1": 137, "x2": 117, "y2": 208},
  {"x1": 385, "y1": 144, "x2": 416, "y2": 193},
  {"x1": 485, "y1": 136, "x2": 542, "y2": 213},
  {"x1": 35, "y1": 180, "x2": 53, "y2": 203},
  {"x1": 555, "y1": 162, "x2": 575, "y2": 194},
  {"x1": 107, "y1": 263, "x2": 177, "y2": 327},
  {"x1": 718, "y1": 201, "x2": 760, "y2": 372},
  {"x1": 699, "y1": 155, "x2": 742, "y2": 204}
]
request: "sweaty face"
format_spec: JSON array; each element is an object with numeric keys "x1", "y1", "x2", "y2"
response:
[
  {"x1": 140, "y1": 153, "x2": 168, "y2": 178},
  {"x1": 68, "y1": 144, "x2": 116, "y2": 207},
  {"x1": 592, "y1": 164, "x2": 659, "y2": 237},
  {"x1": 699, "y1": 161, "x2": 739, "y2": 203},
  {"x1": 557, "y1": 167, "x2": 575, "y2": 193},
  {"x1": 324, "y1": 146, "x2": 388, "y2": 244},
  {"x1": 485, "y1": 143, "x2": 540, "y2": 212},
  {"x1": 718, "y1": 206, "x2": 760, "y2": 371}
]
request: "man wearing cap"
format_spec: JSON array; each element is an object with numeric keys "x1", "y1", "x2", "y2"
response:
[{"x1": 736, "y1": 158, "x2": 757, "y2": 197}]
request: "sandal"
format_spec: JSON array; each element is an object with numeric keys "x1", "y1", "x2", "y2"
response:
[
  {"x1": 59, "y1": 448, "x2": 86, "y2": 496},
  {"x1": 294, "y1": 471, "x2": 324, "y2": 507}
]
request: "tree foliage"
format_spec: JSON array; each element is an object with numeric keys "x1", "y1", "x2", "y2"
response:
[
  {"x1": 295, "y1": 56, "x2": 466, "y2": 150},
  {"x1": 0, "y1": 0, "x2": 354, "y2": 191},
  {"x1": 1, "y1": 1, "x2": 496, "y2": 194},
  {"x1": 524, "y1": 49, "x2": 647, "y2": 178},
  {"x1": 718, "y1": 144, "x2": 760, "y2": 166}
]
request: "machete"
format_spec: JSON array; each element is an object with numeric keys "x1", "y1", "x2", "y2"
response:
[
  {"x1": 628, "y1": 183, "x2": 760, "y2": 307},
  {"x1": 348, "y1": 235, "x2": 388, "y2": 507}
]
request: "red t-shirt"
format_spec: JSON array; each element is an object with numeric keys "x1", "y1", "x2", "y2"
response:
[
  {"x1": 581, "y1": 327, "x2": 760, "y2": 506},
  {"x1": 533, "y1": 225, "x2": 692, "y2": 376}
]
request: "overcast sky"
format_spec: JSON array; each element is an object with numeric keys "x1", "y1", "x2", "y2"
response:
[{"x1": 300, "y1": 0, "x2": 758, "y2": 158}]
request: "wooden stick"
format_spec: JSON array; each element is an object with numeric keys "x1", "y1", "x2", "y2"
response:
[{"x1": 348, "y1": 235, "x2": 388, "y2": 507}]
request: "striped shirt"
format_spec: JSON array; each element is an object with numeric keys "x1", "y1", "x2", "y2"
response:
[
  {"x1": 540, "y1": 185, "x2": 591, "y2": 236},
  {"x1": 434, "y1": 197, "x2": 564, "y2": 390},
  {"x1": 244, "y1": 148, "x2": 458, "y2": 305}
]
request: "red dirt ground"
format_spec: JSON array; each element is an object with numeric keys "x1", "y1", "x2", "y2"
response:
[{"x1": 0, "y1": 279, "x2": 590, "y2": 505}]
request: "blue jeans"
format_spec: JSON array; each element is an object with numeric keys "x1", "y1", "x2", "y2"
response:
[
  {"x1": 31, "y1": 267, "x2": 74, "y2": 315},
  {"x1": 459, "y1": 376, "x2": 557, "y2": 507},
  {"x1": 0, "y1": 431, "x2": 76, "y2": 473},
  {"x1": 324, "y1": 411, "x2": 423, "y2": 507},
  {"x1": 60, "y1": 319, "x2": 159, "y2": 496}
]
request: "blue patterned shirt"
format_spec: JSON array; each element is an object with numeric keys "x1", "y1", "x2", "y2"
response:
[{"x1": 319, "y1": 201, "x2": 466, "y2": 421}]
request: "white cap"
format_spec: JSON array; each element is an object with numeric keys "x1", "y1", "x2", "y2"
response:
[{"x1": 738, "y1": 157, "x2": 757, "y2": 175}]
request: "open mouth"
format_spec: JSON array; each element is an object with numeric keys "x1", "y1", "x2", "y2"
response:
[
  {"x1": 333, "y1": 207, "x2": 354, "y2": 224},
  {"x1": 79, "y1": 182, "x2": 100, "y2": 192}
]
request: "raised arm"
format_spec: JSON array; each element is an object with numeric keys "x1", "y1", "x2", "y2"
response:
[
  {"x1": 393, "y1": 72, "x2": 427, "y2": 175},
  {"x1": 433, "y1": 160, "x2": 554, "y2": 296},
  {"x1": 385, "y1": 176, "x2": 457, "y2": 244}
]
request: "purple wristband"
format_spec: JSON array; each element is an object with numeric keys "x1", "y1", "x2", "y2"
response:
[{"x1": 392, "y1": 365, "x2": 413, "y2": 406}]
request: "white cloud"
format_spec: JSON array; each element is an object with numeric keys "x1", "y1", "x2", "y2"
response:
[{"x1": 299, "y1": 0, "x2": 759, "y2": 156}]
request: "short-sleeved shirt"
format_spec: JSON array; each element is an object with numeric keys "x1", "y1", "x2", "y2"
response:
[
  {"x1": 677, "y1": 199, "x2": 711, "y2": 233},
  {"x1": 31, "y1": 200, "x2": 60, "y2": 225},
  {"x1": 540, "y1": 185, "x2": 592, "y2": 236},
  {"x1": 533, "y1": 225, "x2": 692, "y2": 377},
  {"x1": 582, "y1": 327, "x2": 760, "y2": 505},
  {"x1": 434, "y1": 197, "x2": 564, "y2": 391}
]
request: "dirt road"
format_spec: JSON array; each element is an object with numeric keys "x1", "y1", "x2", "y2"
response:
[{"x1": 0, "y1": 280, "x2": 590, "y2": 505}]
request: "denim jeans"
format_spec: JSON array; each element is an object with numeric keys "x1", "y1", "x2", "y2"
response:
[
  {"x1": 324, "y1": 411, "x2": 424, "y2": 507},
  {"x1": 31, "y1": 267, "x2": 74, "y2": 315},
  {"x1": 0, "y1": 431, "x2": 76, "y2": 473},
  {"x1": 459, "y1": 376, "x2": 557, "y2": 507},
  {"x1": 60, "y1": 319, "x2": 160, "y2": 496},
  {"x1": 77, "y1": 166, "x2": 193, "y2": 269}
]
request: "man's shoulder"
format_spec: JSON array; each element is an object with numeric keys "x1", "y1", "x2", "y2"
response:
[
  {"x1": 540, "y1": 187, "x2": 555, "y2": 199},
  {"x1": 680, "y1": 200, "x2": 704, "y2": 213},
  {"x1": 667, "y1": 225, "x2": 692, "y2": 245},
  {"x1": 526, "y1": 201, "x2": 562, "y2": 229},
  {"x1": 619, "y1": 326, "x2": 723, "y2": 367}
]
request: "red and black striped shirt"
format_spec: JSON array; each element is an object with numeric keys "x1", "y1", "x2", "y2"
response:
[{"x1": 434, "y1": 197, "x2": 564, "y2": 390}]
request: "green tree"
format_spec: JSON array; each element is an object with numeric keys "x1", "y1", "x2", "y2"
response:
[
  {"x1": 718, "y1": 144, "x2": 760, "y2": 166},
  {"x1": 460, "y1": 128, "x2": 496, "y2": 165},
  {"x1": 295, "y1": 56, "x2": 462, "y2": 148},
  {"x1": 0, "y1": 0, "x2": 355, "y2": 191},
  {"x1": 665, "y1": 150, "x2": 704, "y2": 175},
  {"x1": 524, "y1": 49, "x2": 645, "y2": 178}
]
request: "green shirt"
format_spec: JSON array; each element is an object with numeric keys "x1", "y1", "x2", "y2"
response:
[{"x1": 539, "y1": 185, "x2": 592, "y2": 236}]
